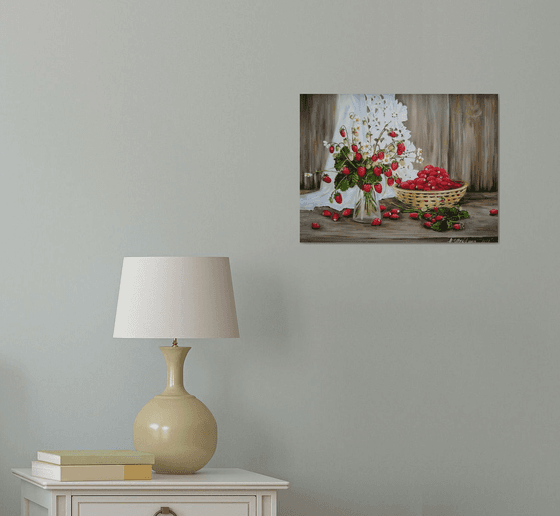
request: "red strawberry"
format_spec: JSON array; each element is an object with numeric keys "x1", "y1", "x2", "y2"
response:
[
  {"x1": 424, "y1": 222, "x2": 432, "y2": 228},
  {"x1": 423, "y1": 213, "x2": 431, "y2": 219},
  {"x1": 380, "y1": 204, "x2": 386, "y2": 211},
  {"x1": 435, "y1": 215, "x2": 443, "y2": 221},
  {"x1": 452, "y1": 223, "x2": 462, "y2": 230},
  {"x1": 334, "y1": 193, "x2": 342, "y2": 204},
  {"x1": 391, "y1": 209, "x2": 400, "y2": 214},
  {"x1": 391, "y1": 161, "x2": 398, "y2": 171},
  {"x1": 357, "y1": 166, "x2": 365, "y2": 177},
  {"x1": 371, "y1": 154, "x2": 378, "y2": 162},
  {"x1": 389, "y1": 131, "x2": 396, "y2": 137},
  {"x1": 384, "y1": 169, "x2": 392, "y2": 177},
  {"x1": 390, "y1": 214, "x2": 399, "y2": 219},
  {"x1": 433, "y1": 207, "x2": 439, "y2": 212},
  {"x1": 378, "y1": 151, "x2": 385, "y2": 160},
  {"x1": 387, "y1": 178, "x2": 395, "y2": 186},
  {"x1": 312, "y1": 223, "x2": 320, "y2": 229},
  {"x1": 395, "y1": 178, "x2": 402, "y2": 185},
  {"x1": 382, "y1": 212, "x2": 391, "y2": 218},
  {"x1": 322, "y1": 210, "x2": 332, "y2": 217},
  {"x1": 340, "y1": 129, "x2": 346, "y2": 137},
  {"x1": 342, "y1": 209, "x2": 352, "y2": 217},
  {"x1": 355, "y1": 153, "x2": 362, "y2": 161},
  {"x1": 374, "y1": 183, "x2": 382, "y2": 194},
  {"x1": 351, "y1": 144, "x2": 358, "y2": 152},
  {"x1": 332, "y1": 213, "x2": 340, "y2": 222},
  {"x1": 373, "y1": 166, "x2": 382, "y2": 176},
  {"x1": 409, "y1": 212, "x2": 419, "y2": 219},
  {"x1": 342, "y1": 166, "x2": 350, "y2": 175},
  {"x1": 363, "y1": 183, "x2": 372, "y2": 193},
  {"x1": 490, "y1": 209, "x2": 498, "y2": 215},
  {"x1": 329, "y1": 146, "x2": 334, "y2": 153},
  {"x1": 371, "y1": 218, "x2": 381, "y2": 226}
]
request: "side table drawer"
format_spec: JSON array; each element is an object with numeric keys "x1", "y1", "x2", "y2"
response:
[{"x1": 72, "y1": 495, "x2": 256, "y2": 516}]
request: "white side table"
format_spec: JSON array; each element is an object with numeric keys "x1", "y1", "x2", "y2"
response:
[{"x1": 12, "y1": 467, "x2": 289, "y2": 516}]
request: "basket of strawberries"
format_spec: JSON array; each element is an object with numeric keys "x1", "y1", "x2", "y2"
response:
[{"x1": 393, "y1": 165, "x2": 468, "y2": 210}]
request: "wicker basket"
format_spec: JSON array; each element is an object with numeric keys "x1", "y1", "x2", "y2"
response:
[{"x1": 393, "y1": 181, "x2": 468, "y2": 210}]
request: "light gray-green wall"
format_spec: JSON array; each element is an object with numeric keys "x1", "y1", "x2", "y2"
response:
[{"x1": 1, "y1": 1, "x2": 559, "y2": 515}]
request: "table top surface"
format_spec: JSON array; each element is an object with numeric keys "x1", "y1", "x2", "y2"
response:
[
  {"x1": 12, "y1": 467, "x2": 289, "y2": 490},
  {"x1": 300, "y1": 191, "x2": 499, "y2": 243}
]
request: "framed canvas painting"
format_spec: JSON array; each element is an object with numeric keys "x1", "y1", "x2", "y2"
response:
[{"x1": 300, "y1": 94, "x2": 499, "y2": 243}]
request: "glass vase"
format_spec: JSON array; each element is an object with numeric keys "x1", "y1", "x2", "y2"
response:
[{"x1": 353, "y1": 188, "x2": 381, "y2": 223}]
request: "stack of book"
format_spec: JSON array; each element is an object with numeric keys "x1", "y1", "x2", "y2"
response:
[{"x1": 31, "y1": 450, "x2": 155, "y2": 481}]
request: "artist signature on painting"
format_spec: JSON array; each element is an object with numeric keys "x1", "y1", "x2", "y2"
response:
[{"x1": 448, "y1": 237, "x2": 498, "y2": 243}]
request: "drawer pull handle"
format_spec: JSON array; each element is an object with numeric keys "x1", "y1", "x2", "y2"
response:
[{"x1": 154, "y1": 508, "x2": 177, "y2": 516}]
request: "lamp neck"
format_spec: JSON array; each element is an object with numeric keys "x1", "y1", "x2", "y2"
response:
[{"x1": 159, "y1": 346, "x2": 191, "y2": 396}]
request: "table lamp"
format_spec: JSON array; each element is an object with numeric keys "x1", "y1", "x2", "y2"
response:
[{"x1": 113, "y1": 257, "x2": 239, "y2": 474}]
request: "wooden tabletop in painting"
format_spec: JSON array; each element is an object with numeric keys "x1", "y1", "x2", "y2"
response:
[{"x1": 300, "y1": 192, "x2": 498, "y2": 243}]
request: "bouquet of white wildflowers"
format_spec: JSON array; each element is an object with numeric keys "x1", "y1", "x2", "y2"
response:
[{"x1": 323, "y1": 95, "x2": 424, "y2": 207}]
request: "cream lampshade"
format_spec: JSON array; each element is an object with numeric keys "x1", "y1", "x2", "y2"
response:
[{"x1": 114, "y1": 257, "x2": 239, "y2": 474}]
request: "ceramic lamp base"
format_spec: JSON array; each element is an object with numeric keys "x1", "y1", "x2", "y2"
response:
[{"x1": 133, "y1": 346, "x2": 217, "y2": 474}]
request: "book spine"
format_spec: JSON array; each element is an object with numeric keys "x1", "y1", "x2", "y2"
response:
[{"x1": 31, "y1": 462, "x2": 152, "y2": 481}]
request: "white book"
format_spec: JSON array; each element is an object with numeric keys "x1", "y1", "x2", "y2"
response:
[{"x1": 37, "y1": 450, "x2": 155, "y2": 466}]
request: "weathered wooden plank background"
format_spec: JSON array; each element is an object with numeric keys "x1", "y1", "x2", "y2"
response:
[
  {"x1": 300, "y1": 94, "x2": 498, "y2": 192},
  {"x1": 447, "y1": 94, "x2": 499, "y2": 191},
  {"x1": 396, "y1": 94, "x2": 450, "y2": 173},
  {"x1": 300, "y1": 94, "x2": 337, "y2": 189}
]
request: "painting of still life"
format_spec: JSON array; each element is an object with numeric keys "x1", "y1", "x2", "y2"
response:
[{"x1": 300, "y1": 94, "x2": 499, "y2": 243}]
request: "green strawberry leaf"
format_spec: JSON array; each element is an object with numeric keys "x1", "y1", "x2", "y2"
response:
[
  {"x1": 334, "y1": 146, "x2": 350, "y2": 170},
  {"x1": 336, "y1": 176, "x2": 350, "y2": 192},
  {"x1": 431, "y1": 219, "x2": 453, "y2": 232}
]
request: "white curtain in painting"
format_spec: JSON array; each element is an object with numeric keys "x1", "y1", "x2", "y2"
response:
[{"x1": 300, "y1": 94, "x2": 418, "y2": 211}]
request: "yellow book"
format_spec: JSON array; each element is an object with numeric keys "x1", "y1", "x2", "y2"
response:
[
  {"x1": 31, "y1": 461, "x2": 152, "y2": 481},
  {"x1": 37, "y1": 450, "x2": 155, "y2": 466}
]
